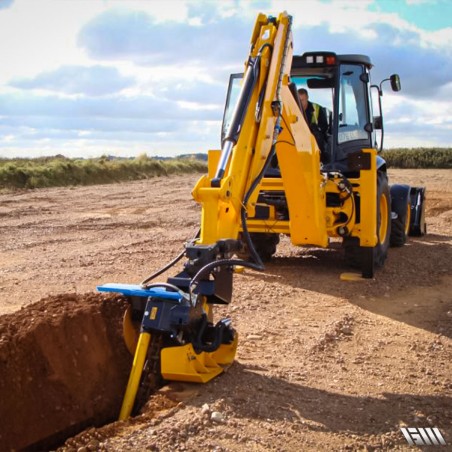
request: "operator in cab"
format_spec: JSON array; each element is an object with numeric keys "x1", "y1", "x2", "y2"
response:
[{"x1": 298, "y1": 88, "x2": 330, "y2": 163}]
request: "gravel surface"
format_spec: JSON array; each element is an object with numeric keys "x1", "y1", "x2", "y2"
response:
[{"x1": 0, "y1": 169, "x2": 451, "y2": 451}]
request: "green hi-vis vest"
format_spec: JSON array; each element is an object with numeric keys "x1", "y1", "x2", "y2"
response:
[{"x1": 311, "y1": 103, "x2": 320, "y2": 125}]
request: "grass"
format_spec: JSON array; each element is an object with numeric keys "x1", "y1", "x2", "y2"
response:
[
  {"x1": 0, "y1": 154, "x2": 207, "y2": 190},
  {"x1": 381, "y1": 147, "x2": 452, "y2": 169},
  {"x1": 0, "y1": 148, "x2": 450, "y2": 191}
]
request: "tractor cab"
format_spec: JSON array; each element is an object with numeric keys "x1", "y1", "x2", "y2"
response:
[
  {"x1": 222, "y1": 51, "x2": 401, "y2": 172},
  {"x1": 291, "y1": 52, "x2": 400, "y2": 171},
  {"x1": 292, "y1": 52, "x2": 375, "y2": 169}
]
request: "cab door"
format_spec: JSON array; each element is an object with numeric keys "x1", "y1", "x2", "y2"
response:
[{"x1": 333, "y1": 64, "x2": 373, "y2": 165}]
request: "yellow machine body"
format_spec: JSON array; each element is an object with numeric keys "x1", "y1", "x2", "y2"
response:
[
  {"x1": 192, "y1": 12, "x2": 378, "y2": 253},
  {"x1": 106, "y1": 11, "x2": 420, "y2": 420}
]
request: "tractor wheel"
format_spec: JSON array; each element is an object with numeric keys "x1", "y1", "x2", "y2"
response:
[
  {"x1": 409, "y1": 187, "x2": 427, "y2": 236},
  {"x1": 239, "y1": 232, "x2": 279, "y2": 262},
  {"x1": 344, "y1": 171, "x2": 391, "y2": 278},
  {"x1": 390, "y1": 185, "x2": 411, "y2": 247},
  {"x1": 252, "y1": 232, "x2": 279, "y2": 262},
  {"x1": 344, "y1": 237, "x2": 363, "y2": 271}
]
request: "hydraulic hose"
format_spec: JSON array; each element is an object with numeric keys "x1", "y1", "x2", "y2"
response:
[
  {"x1": 140, "y1": 228, "x2": 200, "y2": 287},
  {"x1": 140, "y1": 282, "x2": 189, "y2": 303},
  {"x1": 212, "y1": 57, "x2": 260, "y2": 186},
  {"x1": 240, "y1": 142, "x2": 277, "y2": 269},
  {"x1": 189, "y1": 31, "x2": 290, "y2": 289},
  {"x1": 240, "y1": 20, "x2": 291, "y2": 269},
  {"x1": 213, "y1": 43, "x2": 273, "y2": 187},
  {"x1": 193, "y1": 316, "x2": 232, "y2": 353},
  {"x1": 189, "y1": 258, "x2": 263, "y2": 296},
  {"x1": 140, "y1": 250, "x2": 185, "y2": 287}
]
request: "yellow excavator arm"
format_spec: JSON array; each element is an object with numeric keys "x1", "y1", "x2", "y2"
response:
[
  {"x1": 97, "y1": 10, "x2": 420, "y2": 419},
  {"x1": 193, "y1": 11, "x2": 327, "y2": 252},
  {"x1": 98, "y1": 12, "x2": 328, "y2": 419}
]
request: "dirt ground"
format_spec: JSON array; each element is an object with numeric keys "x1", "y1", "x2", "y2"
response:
[{"x1": 0, "y1": 169, "x2": 451, "y2": 451}]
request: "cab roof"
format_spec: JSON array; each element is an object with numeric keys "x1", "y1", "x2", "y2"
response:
[{"x1": 292, "y1": 52, "x2": 373, "y2": 69}]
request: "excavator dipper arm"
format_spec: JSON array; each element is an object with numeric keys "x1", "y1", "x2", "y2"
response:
[{"x1": 97, "y1": 11, "x2": 322, "y2": 419}]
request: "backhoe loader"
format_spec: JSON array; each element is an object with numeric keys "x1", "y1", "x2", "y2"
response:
[{"x1": 97, "y1": 11, "x2": 426, "y2": 419}]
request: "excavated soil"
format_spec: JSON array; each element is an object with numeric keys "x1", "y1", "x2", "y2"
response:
[
  {"x1": 0, "y1": 293, "x2": 132, "y2": 451},
  {"x1": 0, "y1": 169, "x2": 451, "y2": 451}
]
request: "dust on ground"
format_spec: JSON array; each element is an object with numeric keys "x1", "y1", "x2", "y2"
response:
[{"x1": 0, "y1": 169, "x2": 451, "y2": 451}]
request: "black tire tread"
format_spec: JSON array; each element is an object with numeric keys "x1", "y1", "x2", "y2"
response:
[
  {"x1": 390, "y1": 216, "x2": 406, "y2": 247},
  {"x1": 240, "y1": 233, "x2": 279, "y2": 262},
  {"x1": 343, "y1": 171, "x2": 391, "y2": 278}
]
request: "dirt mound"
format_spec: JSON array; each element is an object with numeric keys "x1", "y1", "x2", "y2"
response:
[{"x1": 0, "y1": 292, "x2": 131, "y2": 451}]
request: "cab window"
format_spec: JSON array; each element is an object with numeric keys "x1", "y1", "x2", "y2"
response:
[
  {"x1": 221, "y1": 74, "x2": 242, "y2": 144},
  {"x1": 338, "y1": 64, "x2": 369, "y2": 144}
]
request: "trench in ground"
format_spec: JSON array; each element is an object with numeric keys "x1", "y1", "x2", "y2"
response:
[{"x1": 0, "y1": 293, "x2": 138, "y2": 451}]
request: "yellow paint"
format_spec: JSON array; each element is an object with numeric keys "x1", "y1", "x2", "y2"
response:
[
  {"x1": 119, "y1": 332, "x2": 151, "y2": 420},
  {"x1": 150, "y1": 306, "x2": 158, "y2": 320},
  {"x1": 161, "y1": 334, "x2": 238, "y2": 383},
  {"x1": 122, "y1": 305, "x2": 138, "y2": 355},
  {"x1": 340, "y1": 272, "x2": 364, "y2": 281}
]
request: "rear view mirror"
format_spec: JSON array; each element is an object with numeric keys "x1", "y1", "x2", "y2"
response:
[
  {"x1": 374, "y1": 116, "x2": 382, "y2": 130},
  {"x1": 390, "y1": 74, "x2": 401, "y2": 92}
]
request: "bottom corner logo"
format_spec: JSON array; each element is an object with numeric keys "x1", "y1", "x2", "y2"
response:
[{"x1": 401, "y1": 427, "x2": 447, "y2": 446}]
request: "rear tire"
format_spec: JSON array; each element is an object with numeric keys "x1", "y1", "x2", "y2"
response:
[
  {"x1": 239, "y1": 232, "x2": 279, "y2": 262},
  {"x1": 344, "y1": 236, "x2": 369, "y2": 274},
  {"x1": 390, "y1": 204, "x2": 410, "y2": 246},
  {"x1": 409, "y1": 187, "x2": 427, "y2": 236},
  {"x1": 390, "y1": 185, "x2": 411, "y2": 247},
  {"x1": 344, "y1": 171, "x2": 391, "y2": 278},
  {"x1": 374, "y1": 171, "x2": 391, "y2": 268}
]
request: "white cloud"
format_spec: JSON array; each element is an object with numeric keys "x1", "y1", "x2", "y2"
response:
[
  {"x1": 0, "y1": 0, "x2": 104, "y2": 83},
  {"x1": 382, "y1": 93, "x2": 452, "y2": 147},
  {"x1": 421, "y1": 27, "x2": 452, "y2": 48},
  {"x1": 10, "y1": 65, "x2": 136, "y2": 96},
  {"x1": 0, "y1": 0, "x2": 450, "y2": 158}
]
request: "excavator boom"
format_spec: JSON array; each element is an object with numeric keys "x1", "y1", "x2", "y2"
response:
[
  {"x1": 97, "y1": 10, "x2": 426, "y2": 419},
  {"x1": 98, "y1": 12, "x2": 306, "y2": 419}
]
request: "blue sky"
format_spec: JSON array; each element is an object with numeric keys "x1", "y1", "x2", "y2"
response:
[
  {"x1": 370, "y1": 0, "x2": 451, "y2": 30},
  {"x1": 0, "y1": 0, "x2": 450, "y2": 158}
]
